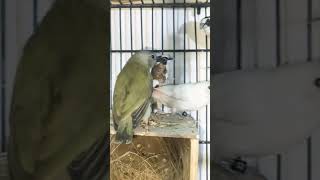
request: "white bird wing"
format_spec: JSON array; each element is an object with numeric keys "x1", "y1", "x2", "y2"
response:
[{"x1": 153, "y1": 81, "x2": 210, "y2": 111}]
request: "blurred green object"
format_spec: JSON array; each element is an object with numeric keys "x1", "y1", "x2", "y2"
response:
[{"x1": 8, "y1": 0, "x2": 109, "y2": 180}]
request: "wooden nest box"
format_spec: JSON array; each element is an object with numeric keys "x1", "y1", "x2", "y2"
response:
[{"x1": 110, "y1": 113, "x2": 199, "y2": 180}]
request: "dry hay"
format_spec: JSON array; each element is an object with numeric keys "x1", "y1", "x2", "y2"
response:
[{"x1": 110, "y1": 136, "x2": 187, "y2": 180}]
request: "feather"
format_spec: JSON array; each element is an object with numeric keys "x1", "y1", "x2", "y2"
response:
[{"x1": 152, "y1": 81, "x2": 210, "y2": 112}]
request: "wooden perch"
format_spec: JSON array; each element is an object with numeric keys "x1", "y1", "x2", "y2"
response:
[{"x1": 110, "y1": 112, "x2": 199, "y2": 139}]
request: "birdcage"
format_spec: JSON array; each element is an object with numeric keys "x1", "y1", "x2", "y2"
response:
[
  {"x1": 1, "y1": 0, "x2": 319, "y2": 180},
  {"x1": 109, "y1": 0, "x2": 211, "y2": 179}
]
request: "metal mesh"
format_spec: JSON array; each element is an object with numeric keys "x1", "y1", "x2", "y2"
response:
[{"x1": 110, "y1": 0, "x2": 211, "y2": 179}]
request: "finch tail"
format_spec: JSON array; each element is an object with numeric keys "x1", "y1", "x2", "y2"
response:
[{"x1": 114, "y1": 119, "x2": 133, "y2": 144}]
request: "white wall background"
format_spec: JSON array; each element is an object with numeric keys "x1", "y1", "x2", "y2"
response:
[{"x1": 213, "y1": 0, "x2": 320, "y2": 180}]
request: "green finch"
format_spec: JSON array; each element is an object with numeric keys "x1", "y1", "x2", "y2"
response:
[{"x1": 112, "y1": 52, "x2": 172, "y2": 144}]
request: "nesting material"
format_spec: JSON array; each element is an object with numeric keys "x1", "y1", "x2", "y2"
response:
[{"x1": 110, "y1": 136, "x2": 190, "y2": 180}]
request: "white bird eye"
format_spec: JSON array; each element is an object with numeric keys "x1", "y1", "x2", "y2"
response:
[{"x1": 151, "y1": 55, "x2": 155, "y2": 59}]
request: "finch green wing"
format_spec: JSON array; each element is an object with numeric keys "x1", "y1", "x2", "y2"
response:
[{"x1": 112, "y1": 60, "x2": 153, "y2": 128}]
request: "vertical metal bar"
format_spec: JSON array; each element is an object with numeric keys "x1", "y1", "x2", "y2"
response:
[
  {"x1": 129, "y1": 0, "x2": 133, "y2": 55},
  {"x1": 194, "y1": 5, "x2": 198, "y2": 82},
  {"x1": 276, "y1": 0, "x2": 281, "y2": 66},
  {"x1": 193, "y1": 5, "x2": 202, "y2": 179},
  {"x1": 161, "y1": 0, "x2": 164, "y2": 54},
  {"x1": 205, "y1": 7, "x2": 209, "y2": 88},
  {"x1": 119, "y1": 8, "x2": 123, "y2": 68},
  {"x1": 277, "y1": 154, "x2": 282, "y2": 180},
  {"x1": 183, "y1": 0, "x2": 186, "y2": 83},
  {"x1": 140, "y1": 0, "x2": 144, "y2": 50},
  {"x1": 33, "y1": 0, "x2": 38, "y2": 29},
  {"x1": 276, "y1": 1, "x2": 282, "y2": 179},
  {"x1": 173, "y1": 0, "x2": 175, "y2": 85},
  {"x1": 210, "y1": 0, "x2": 213, "y2": 178},
  {"x1": 205, "y1": 5, "x2": 209, "y2": 180},
  {"x1": 110, "y1": 53, "x2": 113, "y2": 110},
  {"x1": 193, "y1": 2, "x2": 199, "y2": 127},
  {"x1": 1, "y1": 0, "x2": 6, "y2": 152},
  {"x1": 152, "y1": 0, "x2": 154, "y2": 50},
  {"x1": 307, "y1": 137, "x2": 312, "y2": 180},
  {"x1": 307, "y1": 2, "x2": 313, "y2": 179},
  {"x1": 237, "y1": 0, "x2": 242, "y2": 69},
  {"x1": 161, "y1": 0, "x2": 164, "y2": 111},
  {"x1": 307, "y1": 0, "x2": 312, "y2": 62}
]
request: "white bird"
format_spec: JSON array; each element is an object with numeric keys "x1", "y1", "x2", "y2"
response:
[
  {"x1": 152, "y1": 81, "x2": 210, "y2": 112},
  {"x1": 213, "y1": 61, "x2": 320, "y2": 161},
  {"x1": 178, "y1": 21, "x2": 210, "y2": 49}
]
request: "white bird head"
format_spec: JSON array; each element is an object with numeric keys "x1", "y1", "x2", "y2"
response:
[{"x1": 133, "y1": 51, "x2": 174, "y2": 68}]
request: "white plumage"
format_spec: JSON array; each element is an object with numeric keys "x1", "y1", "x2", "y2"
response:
[
  {"x1": 152, "y1": 81, "x2": 210, "y2": 112},
  {"x1": 178, "y1": 21, "x2": 209, "y2": 49},
  {"x1": 213, "y1": 61, "x2": 320, "y2": 160}
]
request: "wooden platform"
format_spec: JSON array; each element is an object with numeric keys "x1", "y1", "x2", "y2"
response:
[
  {"x1": 110, "y1": 112, "x2": 199, "y2": 180},
  {"x1": 110, "y1": 112, "x2": 199, "y2": 139}
]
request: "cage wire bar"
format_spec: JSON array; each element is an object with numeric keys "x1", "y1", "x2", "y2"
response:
[
  {"x1": 110, "y1": 0, "x2": 210, "y2": 179},
  {"x1": 0, "y1": 0, "x2": 6, "y2": 153}
]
